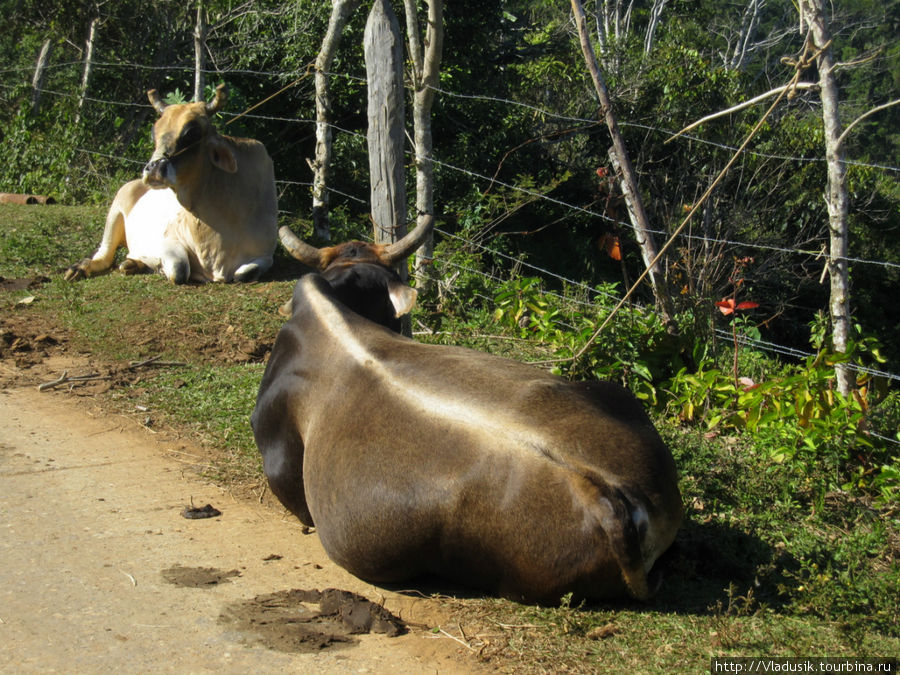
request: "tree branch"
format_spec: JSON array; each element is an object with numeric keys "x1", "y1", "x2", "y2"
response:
[
  {"x1": 836, "y1": 97, "x2": 900, "y2": 150},
  {"x1": 666, "y1": 82, "x2": 818, "y2": 142}
]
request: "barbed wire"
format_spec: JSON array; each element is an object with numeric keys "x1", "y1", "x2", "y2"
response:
[
  {"x1": 69, "y1": 114, "x2": 900, "y2": 275},
  {"x1": 4, "y1": 58, "x2": 899, "y2": 175},
  {"x1": 27, "y1": 67, "x2": 885, "y2": 273},
  {"x1": 8, "y1": 58, "x2": 900, "y2": 403}
]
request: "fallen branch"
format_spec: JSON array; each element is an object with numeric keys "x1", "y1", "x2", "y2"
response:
[
  {"x1": 427, "y1": 627, "x2": 478, "y2": 651},
  {"x1": 128, "y1": 355, "x2": 187, "y2": 369},
  {"x1": 37, "y1": 370, "x2": 112, "y2": 392},
  {"x1": 38, "y1": 354, "x2": 186, "y2": 393}
]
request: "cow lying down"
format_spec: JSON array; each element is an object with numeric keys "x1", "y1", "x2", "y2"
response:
[
  {"x1": 252, "y1": 217, "x2": 682, "y2": 604},
  {"x1": 65, "y1": 84, "x2": 277, "y2": 284}
]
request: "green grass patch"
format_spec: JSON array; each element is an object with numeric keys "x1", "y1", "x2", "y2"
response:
[
  {"x1": 140, "y1": 362, "x2": 264, "y2": 456},
  {"x1": 0, "y1": 204, "x2": 104, "y2": 277}
]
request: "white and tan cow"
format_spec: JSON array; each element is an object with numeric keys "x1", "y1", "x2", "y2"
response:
[{"x1": 65, "y1": 85, "x2": 277, "y2": 284}]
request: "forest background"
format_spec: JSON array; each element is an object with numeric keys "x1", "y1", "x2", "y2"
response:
[{"x1": 1, "y1": 0, "x2": 897, "y2": 358}]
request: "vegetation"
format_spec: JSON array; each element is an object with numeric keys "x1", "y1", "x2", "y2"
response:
[
  {"x1": 1, "y1": 0, "x2": 898, "y2": 362},
  {"x1": 1, "y1": 0, "x2": 899, "y2": 670}
]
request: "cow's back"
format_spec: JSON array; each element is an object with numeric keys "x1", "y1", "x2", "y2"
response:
[{"x1": 257, "y1": 281, "x2": 681, "y2": 602}]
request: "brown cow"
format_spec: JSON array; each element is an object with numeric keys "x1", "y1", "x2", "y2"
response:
[
  {"x1": 65, "y1": 85, "x2": 277, "y2": 284},
  {"x1": 253, "y1": 217, "x2": 682, "y2": 603}
]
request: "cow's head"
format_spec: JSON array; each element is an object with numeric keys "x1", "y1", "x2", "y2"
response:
[
  {"x1": 279, "y1": 216, "x2": 433, "y2": 332},
  {"x1": 142, "y1": 84, "x2": 236, "y2": 190}
]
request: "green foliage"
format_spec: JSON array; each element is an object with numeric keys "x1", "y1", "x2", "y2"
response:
[
  {"x1": 0, "y1": 106, "x2": 82, "y2": 202},
  {"x1": 665, "y1": 337, "x2": 899, "y2": 506},
  {"x1": 489, "y1": 274, "x2": 691, "y2": 404}
]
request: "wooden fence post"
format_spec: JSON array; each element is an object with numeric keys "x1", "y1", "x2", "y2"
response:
[{"x1": 364, "y1": 0, "x2": 407, "y2": 259}]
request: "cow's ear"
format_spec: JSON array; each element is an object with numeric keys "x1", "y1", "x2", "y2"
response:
[
  {"x1": 208, "y1": 136, "x2": 238, "y2": 173},
  {"x1": 387, "y1": 281, "x2": 417, "y2": 318}
]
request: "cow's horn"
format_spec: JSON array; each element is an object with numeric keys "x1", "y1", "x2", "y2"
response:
[
  {"x1": 206, "y1": 84, "x2": 228, "y2": 115},
  {"x1": 147, "y1": 89, "x2": 167, "y2": 115},
  {"x1": 382, "y1": 215, "x2": 434, "y2": 266},
  {"x1": 279, "y1": 225, "x2": 325, "y2": 270}
]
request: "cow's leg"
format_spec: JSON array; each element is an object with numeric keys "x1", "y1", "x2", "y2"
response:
[
  {"x1": 159, "y1": 241, "x2": 192, "y2": 284},
  {"x1": 64, "y1": 181, "x2": 147, "y2": 281},
  {"x1": 119, "y1": 258, "x2": 157, "y2": 275},
  {"x1": 233, "y1": 255, "x2": 273, "y2": 282}
]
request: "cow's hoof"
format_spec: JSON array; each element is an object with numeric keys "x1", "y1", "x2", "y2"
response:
[
  {"x1": 234, "y1": 264, "x2": 262, "y2": 283},
  {"x1": 64, "y1": 264, "x2": 87, "y2": 281},
  {"x1": 120, "y1": 258, "x2": 149, "y2": 275},
  {"x1": 170, "y1": 262, "x2": 190, "y2": 284}
]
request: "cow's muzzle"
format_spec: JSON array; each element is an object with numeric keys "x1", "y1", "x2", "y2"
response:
[{"x1": 142, "y1": 156, "x2": 173, "y2": 188}]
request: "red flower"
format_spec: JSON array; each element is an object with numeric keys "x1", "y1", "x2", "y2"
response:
[
  {"x1": 598, "y1": 232, "x2": 622, "y2": 261},
  {"x1": 716, "y1": 298, "x2": 759, "y2": 316}
]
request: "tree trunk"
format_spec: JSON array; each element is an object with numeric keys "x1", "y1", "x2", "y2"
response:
[
  {"x1": 728, "y1": 0, "x2": 762, "y2": 70},
  {"x1": 30, "y1": 39, "x2": 52, "y2": 116},
  {"x1": 75, "y1": 18, "x2": 100, "y2": 127},
  {"x1": 593, "y1": 0, "x2": 633, "y2": 71},
  {"x1": 403, "y1": 0, "x2": 443, "y2": 291},
  {"x1": 643, "y1": 0, "x2": 667, "y2": 55},
  {"x1": 364, "y1": 0, "x2": 407, "y2": 254},
  {"x1": 571, "y1": 0, "x2": 675, "y2": 327},
  {"x1": 193, "y1": 1, "x2": 206, "y2": 102},
  {"x1": 365, "y1": 0, "x2": 408, "y2": 335},
  {"x1": 311, "y1": 0, "x2": 361, "y2": 241},
  {"x1": 799, "y1": 0, "x2": 854, "y2": 395}
]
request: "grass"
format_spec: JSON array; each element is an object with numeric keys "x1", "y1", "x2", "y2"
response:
[{"x1": 1, "y1": 203, "x2": 898, "y2": 672}]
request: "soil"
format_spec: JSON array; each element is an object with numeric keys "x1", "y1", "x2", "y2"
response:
[{"x1": 0, "y1": 310, "x2": 490, "y2": 673}]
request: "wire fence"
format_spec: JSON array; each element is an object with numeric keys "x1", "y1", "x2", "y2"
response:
[{"x1": 6, "y1": 58, "x2": 900, "y2": 435}]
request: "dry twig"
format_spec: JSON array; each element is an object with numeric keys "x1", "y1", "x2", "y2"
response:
[
  {"x1": 37, "y1": 371, "x2": 111, "y2": 392},
  {"x1": 38, "y1": 354, "x2": 186, "y2": 393}
]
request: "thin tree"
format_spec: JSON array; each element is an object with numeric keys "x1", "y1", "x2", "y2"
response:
[
  {"x1": 798, "y1": 0, "x2": 900, "y2": 395},
  {"x1": 571, "y1": 0, "x2": 675, "y2": 327},
  {"x1": 643, "y1": 0, "x2": 668, "y2": 56},
  {"x1": 403, "y1": 0, "x2": 443, "y2": 290},
  {"x1": 75, "y1": 17, "x2": 101, "y2": 126},
  {"x1": 364, "y1": 0, "x2": 407, "y2": 252},
  {"x1": 310, "y1": 0, "x2": 361, "y2": 241},
  {"x1": 193, "y1": 0, "x2": 207, "y2": 102},
  {"x1": 726, "y1": 0, "x2": 763, "y2": 70},
  {"x1": 798, "y1": 0, "x2": 851, "y2": 396},
  {"x1": 30, "y1": 39, "x2": 52, "y2": 116}
]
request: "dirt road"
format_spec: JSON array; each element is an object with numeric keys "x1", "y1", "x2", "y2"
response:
[{"x1": 0, "y1": 383, "x2": 480, "y2": 673}]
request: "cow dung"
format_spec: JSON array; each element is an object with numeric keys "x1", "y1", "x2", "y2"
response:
[
  {"x1": 219, "y1": 588, "x2": 406, "y2": 653},
  {"x1": 161, "y1": 565, "x2": 241, "y2": 587},
  {"x1": 181, "y1": 503, "x2": 222, "y2": 519}
]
